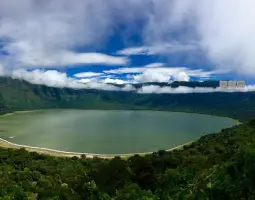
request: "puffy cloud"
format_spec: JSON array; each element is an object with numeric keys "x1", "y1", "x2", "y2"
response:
[
  {"x1": 0, "y1": 0, "x2": 132, "y2": 70},
  {"x1": 74, "y1": 72, "x2": 103, "y2": 78},
  {"x1": 192, "y1": 0, "x2": 255, "y2": 76},
  {"x1": 106, "y1": 66, "x2": 221, "y2": 83},
  {"x1": 103, "y1": 78, "x2": 128, "y2": 85},
  {"x1": 78, "y1": 78, "x2": 94, "y2": 84},
  {"x1": 1, "y1": 0, "x2": 255, "y2": 77},
  {"x1": 12, "y1": 69, "x2": 84, "y2": 88},
  {"x1": 133, "y1": 69, "x2": 189, "y2": 83},
  {"x1": 10, "y1": 68, "x2": 135, "y2": 92},
  {"x1": 133, "y1": 70, "x2": 171, "y2": 83},
  {"x1": 174, "y1": 72, "x2": 190, "y2": 82},
  {"x1": 140, "y1": 0, "x2": 255, "y2": 76}
]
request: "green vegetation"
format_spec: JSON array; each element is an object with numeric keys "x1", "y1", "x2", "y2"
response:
[
  {"x1": 1, "y1": 77, "x2": 255, "y2": 122},
  {"x1": 1, "y1": 119, "x2": 255, "y2": 199},
  {"x1": 2, "y1": 77, "x2": 255, "y2": 199}
]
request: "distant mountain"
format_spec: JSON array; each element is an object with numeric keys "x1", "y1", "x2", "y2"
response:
[{"x1": 0, "y1": 77, "x2": 255, "y2": 121}]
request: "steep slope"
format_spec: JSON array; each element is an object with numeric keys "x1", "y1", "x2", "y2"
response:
[{"x1": 1, "y1": 77, "x2": 255, "y2": 121}]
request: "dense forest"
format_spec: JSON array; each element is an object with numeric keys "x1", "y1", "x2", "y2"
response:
[
  {"x1": 1, "y1": 77, "x2": 255, "y2": 122},
  {"x1": 0, "y1": 118, "x2": 255, "y2": 199}
]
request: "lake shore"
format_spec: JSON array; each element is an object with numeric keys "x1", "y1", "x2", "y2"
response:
[
  {"x1": 0, "y1": 137, "x2": 192, "y2": 159},
  {"x1": 0, "y1": 109, "x2": 238, "y2": 159},
  {"x1": 0, "y1": 110, "x2": 41, "y2": 117}
]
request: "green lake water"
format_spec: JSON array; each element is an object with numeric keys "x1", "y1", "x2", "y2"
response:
[{"x1": 0, "y1": 110, "x2": 239, "y2": 154}]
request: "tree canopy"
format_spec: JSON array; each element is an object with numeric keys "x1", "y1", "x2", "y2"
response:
[{"x1": 0, "y1": 120, "x2": 255, "y2": 199}]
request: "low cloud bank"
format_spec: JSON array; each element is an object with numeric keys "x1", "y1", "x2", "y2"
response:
[
  {"x1": 10, "y1": 69, "x2": 135, "y2": 92},
  {"x1": 104, "y1": 66, "x2": 220, "y2": 83},
  {"x1": 138, "y1": 85, "x2": 255, "y2": 94},
  {"x1": 6, "y1": 69, "x2": 255, "y2": 94}
]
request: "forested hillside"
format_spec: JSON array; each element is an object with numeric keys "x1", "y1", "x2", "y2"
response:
[
  {"x1": 1, "y1": 77, "x2": 255, "y2": 121},
  {"x1": 1, "y1": 119, "x2": 255, "y2": 199}
]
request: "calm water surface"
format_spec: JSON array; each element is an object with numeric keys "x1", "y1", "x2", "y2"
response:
[{"x1": 0, "y1": 110, "x2": 239, "y2": 154}]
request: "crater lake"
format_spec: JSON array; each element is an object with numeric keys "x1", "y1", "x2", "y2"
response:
[{"x1": 0, "y1": 110, "x2": 239, "y2": 154}]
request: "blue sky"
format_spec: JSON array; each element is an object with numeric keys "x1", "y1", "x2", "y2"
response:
[{"x1": 0, "y1": 0, "x2": 255, "y2": 92}]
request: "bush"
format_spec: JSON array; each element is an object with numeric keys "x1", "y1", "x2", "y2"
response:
[{"x1": 80, "y1": 154, "x2": 86, "y2": 159}]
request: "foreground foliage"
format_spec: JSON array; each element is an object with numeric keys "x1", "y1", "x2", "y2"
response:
[{"x1": 1, "y1": 120, "x2": 255, "y2": 199}]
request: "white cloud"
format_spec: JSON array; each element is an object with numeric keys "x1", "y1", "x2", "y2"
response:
[
  {"x1": 78, "y1": 78, "x2": 94, "y2": 84},
  {"x1": 36, "y1": 52, "x2": 128, "y2": 67},
  {"x1": 10, "y1": 68, "x2": 135, "y2": 92},
  {"x1": 145, "y1": 63, "x2": 164, "y2": 68},
  {"x1": 117, "y1": 46, "x2": 150, "y2": 56},
  {"x1": 82, "y1": 81, "x2": 122, "y2": 91},
  {"x1": 104, "y1": 65, "x2": 189, "y2": 75},
  {"x1": 106, "y1": 66, "x2": 222, "y2": 83},
  {"x1": 104, "y1": 67, "x2": 146, "y2": 74},
  {"x1": 133, "y1": 70, "x2": 171, "y2": 83},
  {"x1": 122, "y1": 84, "x2": 136, "y2": 92},
  {"x1": 0, "y1": 0, "x2": 131, "y2": 70},
  {"x1": 7, "y1": 68, "x2": 255, "y2": 94},
  {"x1": 174, "y1": 72, "x2": 190, "y2": 82},
  {"x1": 81, "y1": 81, "x2": 135, "y2": 91},
  {"x1": 1, "y1": 0, "x2": 255, "y2": 77},
  {"x1": 194, "y1": 0, "x2": 255, "y2": 76},
  {"x1": 74, "y1": 72, "x2": 103, "y2": 78},
  {"x1": 140, "y1": 0, "x2": 255, "y2": 76},
  {"x1": 138, "y1": 85, "x2": 255, "y2": 94},
  {"x1": 133, "y1": 69, "x2": 190, "y2": 83},
  {"x1": 105, "y1": 65, "x2": 221, "y2": 77},
  {"x1": 4, "y1": 48, "x2": 128, "y2": 67},
  {"x1": 103, "y1": 78, "x2": 127, "y2": 85},
  {"x1": 116, "y1": 42, "x2": 198, "y2": 55},
  {"x1": 12, "y1": 69, "x2": 84, "y2": 88}
]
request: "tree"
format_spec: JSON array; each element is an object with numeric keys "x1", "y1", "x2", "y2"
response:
[{"x1": 115, "y1": 184, "x2": 158, "y2": 200}]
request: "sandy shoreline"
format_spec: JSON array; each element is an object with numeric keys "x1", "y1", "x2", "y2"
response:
[
  {"x1": 0, "y1": 137, "x2": 192, "y2": 159},
  {"x1": 0, "y1": 110, "x2": 41, "y2": 117}
]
